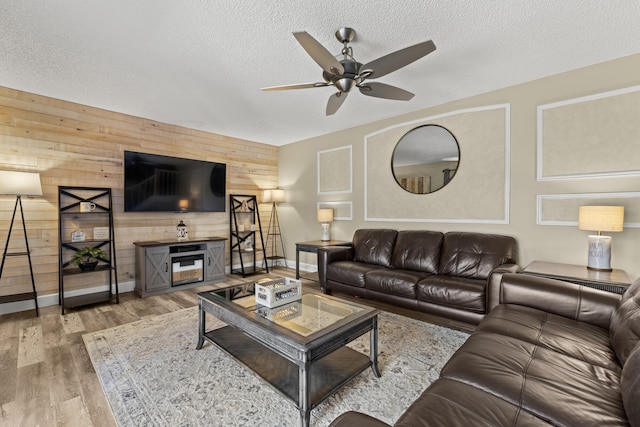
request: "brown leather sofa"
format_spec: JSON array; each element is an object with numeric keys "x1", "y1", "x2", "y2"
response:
[
  {"x1": 318, "y1": 229, "x2": 519, "y2": 325},
  {"x1": 328, "y1": 273, "x2": 640, "y2": 427}
]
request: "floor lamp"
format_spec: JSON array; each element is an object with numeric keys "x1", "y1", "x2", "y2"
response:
[
  {"x1": 0, "y1": 171, "x2": 43, "y2": 316},
  {"x1": 263, "y1": 189, "x2": 287, "y2": 268}
]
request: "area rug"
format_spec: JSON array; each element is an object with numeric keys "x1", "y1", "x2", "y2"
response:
[{"x1": 83, "y1": 307, "x2": 469, "y2": 427}]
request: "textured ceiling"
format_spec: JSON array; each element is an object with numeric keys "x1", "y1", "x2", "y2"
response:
[{"x1": 2, "y1": 1, "x2": 639, "y2": 146}]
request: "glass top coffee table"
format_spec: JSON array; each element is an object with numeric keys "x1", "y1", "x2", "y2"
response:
[{"x1": 196, "y1": 281, "x2": 380, "y2": 427}]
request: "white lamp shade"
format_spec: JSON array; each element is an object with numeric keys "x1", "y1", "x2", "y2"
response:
[
  {"x1": 0, "y1": 171, "x2": 43, "y2": 196},
  {"x1": 317, "y1": 208, "x2": 334, "y2": 223},
  {"x1": 263, "y1": 188, "x2": 285, "y2": 204},
  {"x1": 578, "y1": 206, "x2": 624, "y2": 232}
]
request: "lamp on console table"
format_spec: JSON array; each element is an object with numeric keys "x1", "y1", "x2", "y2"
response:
[
  {"x1": 317, "y1": 208, "x2": 334, "y2": 241},
  {"x1": 578, "y1": 205, "x2": 624, "y2": 272},
  {"x1": 0, "y1": 171, "x2": 43, "y2": 316}
]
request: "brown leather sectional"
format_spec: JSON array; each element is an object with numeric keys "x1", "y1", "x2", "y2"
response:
[
  {"x1": 328, "y1": 273, "x2": 640, "y2": 426},
  {"x1": 318, "y1": 229, "x2": 519, "y2": 325}
]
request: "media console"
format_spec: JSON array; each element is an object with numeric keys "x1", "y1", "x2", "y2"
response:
[{"x1": 134, "y1": 237, "x2": 227, "y2": 297}]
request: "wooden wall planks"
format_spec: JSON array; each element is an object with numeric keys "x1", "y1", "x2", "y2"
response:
[{"x1": 0, "y1": 85, "x2": 278, "y2": 298}]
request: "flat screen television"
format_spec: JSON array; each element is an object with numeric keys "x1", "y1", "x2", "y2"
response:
[{"x1": 124, "y1": 151, "x2": 226, "y2": 212}]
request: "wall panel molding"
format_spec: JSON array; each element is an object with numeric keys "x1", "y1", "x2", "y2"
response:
[
  {"x1": 537, "y1": 192, "x2": 640, "y2": 228},
  {"x1": 537, "y1": 85, "x2": 640, "y2": 180},
  {"x1": 317, "y1": 201, "x2": 353, "y2": 221},
  {"x1": 317, "y1": 145, "x2": 352, "y2": 194},
  {"x1": 364, "y1": 104, "x2": 510, "y2": 224}
]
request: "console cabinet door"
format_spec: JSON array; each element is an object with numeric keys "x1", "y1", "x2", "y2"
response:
[
  {"x1": 145, "y1": 247, "x2": 171, "y2": 290},
  {"x1": 206, "y1": 241, "x2": 225, "y2": 281}
]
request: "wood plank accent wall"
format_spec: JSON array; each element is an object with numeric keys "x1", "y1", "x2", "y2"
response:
[{"x1": 0, "y1": 86, "x2": 278, "y2": 298}]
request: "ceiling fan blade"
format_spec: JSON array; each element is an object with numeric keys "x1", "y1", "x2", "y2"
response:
[
  {"x1": 326, "y1": 92, "x2": 348, "y2": 116},
  {"x1": 293, "y1": 31, "x2": 345, "y2": 77},
  {"x1": 360, "y1": 40, "x2": 436, "y2": 80},
  {"x1": 359, "y1": 82, "x2": 414, "y2": 101},
  {"x1": 261, "y1": 82, "x2": 328, "y2": 91}
]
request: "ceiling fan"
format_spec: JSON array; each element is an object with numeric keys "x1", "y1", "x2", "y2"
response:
[{"x1": 261, "y1": 27, "x2": 436, "y2": 115}]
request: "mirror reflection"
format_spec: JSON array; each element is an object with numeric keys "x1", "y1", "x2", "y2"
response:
[{"x1": 391, "y1": 124, "x2": 460, "y2": 194}]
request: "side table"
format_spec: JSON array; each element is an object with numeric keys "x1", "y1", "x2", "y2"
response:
[
  {"x1": 295, "y1": 240, "x2": 351, "y2": 280},
  {"x1": 521, "y1": 260, "x2": 631, "y2": 295}
]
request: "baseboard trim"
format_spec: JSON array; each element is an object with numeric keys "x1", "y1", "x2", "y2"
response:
[{"x1": 0, "y1": 281, "x2": 135, "y2": 316}]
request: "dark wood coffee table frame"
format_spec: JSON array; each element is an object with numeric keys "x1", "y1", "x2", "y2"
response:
[{"x1": 197, "y1": 285, "x2": 380, "y2": 427}]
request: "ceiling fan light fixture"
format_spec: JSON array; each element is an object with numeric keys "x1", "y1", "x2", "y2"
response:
[{"x1": 336, "y1": 78, "x2": 355, "y2": 93}]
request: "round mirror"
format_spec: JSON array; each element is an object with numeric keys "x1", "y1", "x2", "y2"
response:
[{"x1": 391, "y1": 124, "x2": 460, "y2": 194}]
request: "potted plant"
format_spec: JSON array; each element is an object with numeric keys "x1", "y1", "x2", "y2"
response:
[{"x1": 70, "y1": 246, "x2": 109, "y2": 271}]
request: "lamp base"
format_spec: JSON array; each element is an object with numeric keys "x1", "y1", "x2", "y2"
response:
[
  {"x1": 320, "y1": 223, "x2": 331, "y2": 241},
  {"x1": 586, "y1": 235, "x2": 612, "y2": 272}
]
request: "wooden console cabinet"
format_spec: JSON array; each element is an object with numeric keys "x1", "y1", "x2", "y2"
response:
[{"x1": 134, "y1": 237, "x2": 226, "y2": 297}]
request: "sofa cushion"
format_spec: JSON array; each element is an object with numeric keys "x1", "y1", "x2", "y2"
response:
[
  {"x1": 621, "y1": 343, "x2": 640, "y2": 427},
  {"x1": 394, "y1": 378, "x2": 550, "y2": 427},
  {"x1": 478, "y1": 304, "x2": 619, "y2": 370},
  {"x1": 352, "y1": 229, "x2": 398, "y2": 267},
  {"x1": 416, "y1": 275, "x2": 486, "y2": 313},
  {"x1": 439, "y1": 232, "x2": 517, "y2": 280},
  {"x1": 441, "y1": 331, "x2": 628, "y2": 426},
  {"x1": 390, "y1": 230, "x2": 443, "y2": 274},
  {"x1": 610, "y1": 278, "x2": 640, "y2": 366},
  {"x1": 364, "y1": 269, "x2": 430, "y2": 298},
  {"x1": 326, "y1": 261, "x2": 382, "y2": 288}
]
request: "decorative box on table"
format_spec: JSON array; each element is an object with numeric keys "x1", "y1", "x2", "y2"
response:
[{"x1": 255, "y1": 277, "x2": 302, "y2": 308}]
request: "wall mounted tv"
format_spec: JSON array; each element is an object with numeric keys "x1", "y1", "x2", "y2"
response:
[{"x1": 124, "y1": 151, "x2": 226, "y2": 212}]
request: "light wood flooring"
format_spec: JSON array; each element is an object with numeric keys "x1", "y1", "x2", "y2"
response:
[{"x1": 0, "y1": 268, "x2": 474, "y2": 427}]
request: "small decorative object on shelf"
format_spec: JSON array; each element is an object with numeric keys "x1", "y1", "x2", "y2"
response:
[
  {"x1": 70, "y1": 246, "x2": 109, "y2": 271},
  {"x1": 80, "y1": 201, "x2": 96, "y2": 212},
  {"x1": 244, "y1": 235, "x2": 253, "y2": 251},
  {"x1": 93, "y1": 227, "x2": 109, "y2": 240},
  {"x1": 71, "y1": 230, "x2": 86, "y2": 242},
  {"x1": 177, "y1": 220, "x2": 188, "y2": 241},
  {"x1": 255, "y1": 277, "x2": 302, "y2": 308}
]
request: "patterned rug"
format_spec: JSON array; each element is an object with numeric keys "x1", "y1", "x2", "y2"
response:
[{"x1": 83, "y1": 306, "x2": 469, "y2": 427}]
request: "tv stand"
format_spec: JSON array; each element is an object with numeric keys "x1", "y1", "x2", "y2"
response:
[{"x1": 134, "y1": 237, "x2": 226, "y2": 297}]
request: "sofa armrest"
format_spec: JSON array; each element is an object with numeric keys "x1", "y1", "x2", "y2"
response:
[
  {"x1": 317, "y1": 246, "x2": 353, "y2": 293},
  {"x1": 328, "y1": 411, "x2": 392, "y2": 427},
  {"x1": 498, "y1": 273, "x2": 621, "y2": 329},
  {"x1": 487, "y1": 263, "x2": 521, "y2": 311}
]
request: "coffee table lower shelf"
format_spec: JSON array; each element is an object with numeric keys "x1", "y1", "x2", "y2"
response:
[{"x1": 203, "y1": 325, "x2": 372, "y2": 416}]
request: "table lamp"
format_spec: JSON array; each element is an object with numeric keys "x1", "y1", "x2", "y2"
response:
[
  {"x1": 317, "y1": 208, "x2": 334, "y2": 241},
  {"x1": 578, "y1": 205, "x2": 624, "y2": 271}
]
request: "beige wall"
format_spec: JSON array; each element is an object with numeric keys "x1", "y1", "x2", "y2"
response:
[
  {"x1": 0, "y1": 87, "x2": 277, "y2": 299},
  {"x1": 279, "y1": 53, "x2": 640, "y2": 280}
]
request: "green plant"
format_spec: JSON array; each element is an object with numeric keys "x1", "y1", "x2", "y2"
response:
[{"x1": 70, "y1": 246, "x2": 109, "y2": 266}]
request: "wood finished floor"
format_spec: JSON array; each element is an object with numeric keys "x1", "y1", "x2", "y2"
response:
[{"x1": 0, "y1": 268, "x2": 474, "y2": 426}]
